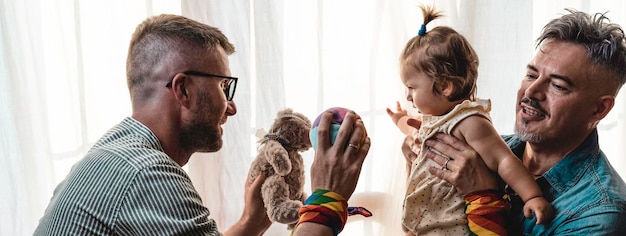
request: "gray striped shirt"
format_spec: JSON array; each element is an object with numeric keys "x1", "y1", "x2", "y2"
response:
[{"x1": 34, "y1": 117, "x2": 220, "y2": 235}]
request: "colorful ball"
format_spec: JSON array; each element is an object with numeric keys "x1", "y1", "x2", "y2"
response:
[{"x1": 310, "y1": 107, "x2": 349, "y2": 150}]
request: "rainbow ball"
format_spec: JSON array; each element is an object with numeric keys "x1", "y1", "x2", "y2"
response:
[{"x1": 310, "y1": 107, "x2": 349, "y2": 150}]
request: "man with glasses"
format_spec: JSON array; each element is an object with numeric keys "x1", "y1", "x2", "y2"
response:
[{"x1": 35, "y1": 14, "x2": 371, "y2": 236}]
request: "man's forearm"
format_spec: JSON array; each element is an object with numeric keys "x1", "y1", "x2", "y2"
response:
[{"x1": 291, "y1": 222, "x2": 334, "y2": 236}]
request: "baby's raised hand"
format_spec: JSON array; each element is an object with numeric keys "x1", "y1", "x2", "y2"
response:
[
  {"x1": 387, "y1": 101, "x2": 421, "y2": 135},
  {"x1": 386, "y1": 101, "x2": 408, "y2": 125}
]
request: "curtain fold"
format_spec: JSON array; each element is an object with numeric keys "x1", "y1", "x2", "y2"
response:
[{"x1": 2, "y1": 1, "x2": 625, "y2": 235}]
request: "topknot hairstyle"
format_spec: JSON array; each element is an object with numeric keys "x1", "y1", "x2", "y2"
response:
[{"x1": 400, "y1": 5, "x2": 479, "y2": 102}]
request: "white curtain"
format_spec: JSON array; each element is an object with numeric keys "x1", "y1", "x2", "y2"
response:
[{"x1": 1, "y1": 0, "x2": 624, "y2": 235}]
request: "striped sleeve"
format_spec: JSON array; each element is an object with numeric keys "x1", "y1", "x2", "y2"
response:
[{"x1": 115, "y1": 162, "x2": 220, "y2": 236}]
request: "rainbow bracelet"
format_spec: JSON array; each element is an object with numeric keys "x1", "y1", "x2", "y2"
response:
[{"x1": 294, "y1": 189, "x2": 348, "y2": 235}]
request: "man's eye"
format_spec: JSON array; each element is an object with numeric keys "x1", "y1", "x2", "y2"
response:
[{"x1": 552, "y1": 83, "x2": 567, "y2": 91}]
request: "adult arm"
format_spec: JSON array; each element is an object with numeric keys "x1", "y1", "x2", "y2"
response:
[{"x1": 292, "y1": 110, "x2": 371, "y2": 235}]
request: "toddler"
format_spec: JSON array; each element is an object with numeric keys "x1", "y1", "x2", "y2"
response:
[{"x1": 387, "y1": 5, "x2": 553, "y2": 236}]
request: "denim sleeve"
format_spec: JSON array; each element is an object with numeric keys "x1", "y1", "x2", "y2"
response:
[{"x1": 553, "y1": 204, "x2": 626, "y2": 235}]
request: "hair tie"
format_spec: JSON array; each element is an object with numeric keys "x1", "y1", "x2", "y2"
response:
[{"x1": 418, "y1": 24, "x2": 427, "y2": 36}]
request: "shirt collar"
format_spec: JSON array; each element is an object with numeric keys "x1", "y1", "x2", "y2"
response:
[
  {"x1": 504, "y1": 129, "x2": 601, "y2": 193},
  {"x1": 120, "y1": 117, "x2": 165, "y2": 152}
]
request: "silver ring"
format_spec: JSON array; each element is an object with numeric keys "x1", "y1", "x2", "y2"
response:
[
  {"x1": 443, "y1": 158, "x2": 450, "y2": 170},
  {"x1": 348, "y1": 143, "x2": 359, "y2": 149}
]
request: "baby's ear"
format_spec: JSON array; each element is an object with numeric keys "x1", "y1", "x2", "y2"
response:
[{"x1": 439, "y1": 80, "x2": 454, "y2": 98}]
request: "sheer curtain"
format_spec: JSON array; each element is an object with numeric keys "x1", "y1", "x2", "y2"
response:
[{"x1": 1, "y1": 0, "x2": 624, "y2": 235}]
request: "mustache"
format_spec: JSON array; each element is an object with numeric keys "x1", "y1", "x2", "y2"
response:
[{"x1": 520, "y1": 97, "x2": 547, "y2": 114}]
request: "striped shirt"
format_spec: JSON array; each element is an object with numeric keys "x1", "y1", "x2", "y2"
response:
[{"x1": 34, "y1": 117, "x2": 220, "y2": 236}]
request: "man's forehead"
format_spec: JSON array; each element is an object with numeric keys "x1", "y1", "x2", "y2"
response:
[{"x1": 533, "y1": 41, "x2": 590, "y2": 78}]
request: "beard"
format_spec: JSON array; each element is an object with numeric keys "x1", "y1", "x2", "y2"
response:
[
  {"x1": 180, "y1": 91, "x2": 223, "y2": 153},
  {"x1": 515, "y1": 97, "x2": 547, "y2": 143},
  {"x1": 514, "y1": 121, "x2": 545, "y2": 143}
]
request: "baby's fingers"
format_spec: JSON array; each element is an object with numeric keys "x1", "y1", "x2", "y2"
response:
[
  {"x1": 523, "y1": 205, "x2": 533, "y2": 220},
  {"x1": 534, "y1": 211, "x2": 545, "y2": 225},
  {"x1": 385, "y1": 108, "x2": 394, "y2": 116}
]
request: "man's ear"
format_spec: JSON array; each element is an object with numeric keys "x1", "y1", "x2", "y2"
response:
[
  {"x1": 592, "y1": 95, "x2": 615, "y2": 121},
  {"x1": 171, "y1": 74, "x2": 191, "y2": 107}
]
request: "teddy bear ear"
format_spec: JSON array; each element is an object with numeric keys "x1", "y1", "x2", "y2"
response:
[{"x1": 255, "y1": 128, "x2": 268, "y2": 139}]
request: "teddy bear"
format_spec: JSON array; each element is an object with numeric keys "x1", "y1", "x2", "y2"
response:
[{"x1": 249, "y1": 108, "x2": 312, "y2": 225}]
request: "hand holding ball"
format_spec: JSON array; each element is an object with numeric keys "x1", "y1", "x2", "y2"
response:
[{"x1": 309, "y1": 107, "x2": 365, "y2": 150}]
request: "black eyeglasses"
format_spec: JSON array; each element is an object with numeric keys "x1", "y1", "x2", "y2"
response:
[{"x1": 166, "y1": 70, "x2": 238, "y2": 101}]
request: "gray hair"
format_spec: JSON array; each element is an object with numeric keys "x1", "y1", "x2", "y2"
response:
[{"x1": 537, "y1": 9, "x2": 626, "y2": 86}]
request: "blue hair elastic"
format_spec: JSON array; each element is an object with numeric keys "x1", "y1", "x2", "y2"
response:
[{"x1": 418, "y1": 24, "x2": 427, "y2": 36}]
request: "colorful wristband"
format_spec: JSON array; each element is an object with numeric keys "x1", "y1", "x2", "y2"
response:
[{"x1": 293, "y1": 189, "x2": 348, "y2": 235}]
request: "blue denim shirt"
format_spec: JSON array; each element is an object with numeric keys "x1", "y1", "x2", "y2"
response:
[{"x1": 503, "y1": 129, "x2": 626, "y2": 235}]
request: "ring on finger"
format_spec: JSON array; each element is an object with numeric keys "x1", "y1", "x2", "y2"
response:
[
  {"x1": 443, "y1": 158, "x2": 451, "y2": 171},
  {"x1": 348, "y1": 143, "x2": 359, "y2": 149}
]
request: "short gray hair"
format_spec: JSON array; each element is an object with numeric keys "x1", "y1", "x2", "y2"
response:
[{"x1": 537, "y1": 9, "x2": 626, "y2": 86}]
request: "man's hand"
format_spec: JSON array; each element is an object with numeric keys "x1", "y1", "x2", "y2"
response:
[
  {"x1": 223, "y1": 172, "x2": 271, "y2": 236},
  {"x1": 310, "y1": 110, "x2": 371, "y2": 200},
  {"x1": 292, "y1": 110, "x2": 371, "y2": 236},
  {"x1": 424, "y1": 133, "x2": 499, "y2": 196}
]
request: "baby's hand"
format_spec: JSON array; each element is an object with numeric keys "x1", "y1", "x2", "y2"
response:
[
  {"x1": 386, "y1": 101, "x2": 408, "y2": 125},
  {"x1": 523, "y1": 197, "x2": 555, "y2": 225}
]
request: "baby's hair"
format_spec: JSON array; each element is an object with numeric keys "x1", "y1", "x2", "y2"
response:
[
  {"x1": 419, "y1": 5, "x2": 442, "y2": 34},
  {"x1": 400, "y1": 5, "x2": 479, "y2": 102}
]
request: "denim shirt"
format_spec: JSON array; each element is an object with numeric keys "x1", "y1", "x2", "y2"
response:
[{"x1": 503, "y1": 129, "x2": 626, "y2": 235}]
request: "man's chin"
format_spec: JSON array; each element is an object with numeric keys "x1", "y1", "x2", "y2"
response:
[
  {"x1": 514, "y1": 126, "x2": 544, "y2": 143},
  {"x1": 199, "y1": 142, "x2": 222, "y2": 153},
  {"x1": 196, "y1": 148, "x2": 220, "y2": 154}
]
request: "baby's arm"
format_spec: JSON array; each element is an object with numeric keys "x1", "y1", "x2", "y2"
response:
[{"x1": 455, "y1": 116, "x2": 554, "y2": 224}]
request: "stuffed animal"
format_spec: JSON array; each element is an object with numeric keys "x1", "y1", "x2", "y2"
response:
[{"x1": 250, "y1": 108, "x2": 312, "y2": 225}]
